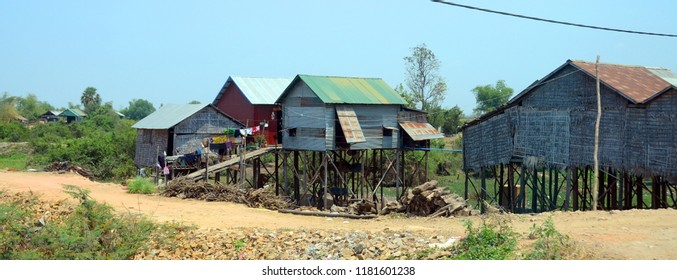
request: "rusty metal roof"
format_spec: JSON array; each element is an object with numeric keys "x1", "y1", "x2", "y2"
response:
[
  {"x1": 336, "y1": 105, "x2": 366, "y2": 143},
  {"x1": 399, "y1": 121, "x2": 444, "y2": 141},
  {"x1": 571, "y1": 60, "x2": 675, "y2": 104},
  {"x1": 278, "y1": 75, "x2": 407, "y2": 105}
]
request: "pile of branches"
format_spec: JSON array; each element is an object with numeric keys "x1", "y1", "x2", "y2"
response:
[
  {"x1": 162, "y1": 177, "x2": 291, "y2": 210},
  {"x1": 381, "y1": 180, "x2": 472, "y2": 218},
  {"x1": 46, "y1": 161, "x2": 92, "y2": 179}
]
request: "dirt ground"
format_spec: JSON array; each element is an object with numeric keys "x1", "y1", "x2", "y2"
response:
[{"x1": 2, "y1": 169, "x2": 677, "y2": 260}]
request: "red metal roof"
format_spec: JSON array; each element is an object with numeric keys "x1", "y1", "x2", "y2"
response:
[{"x1": 571, "y1": 60, "x2": 672, "y2": 104}]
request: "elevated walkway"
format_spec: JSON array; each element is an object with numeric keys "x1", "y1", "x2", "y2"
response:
[{"x1": 182, "y1": 146, "x2": 279, "y2": 181}]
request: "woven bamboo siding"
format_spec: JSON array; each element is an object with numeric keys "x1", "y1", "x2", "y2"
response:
[
  {"x1": 134, "y1": 129, "x2": 169, "y2": 167},
  {"x1": 463, "y1": 65, "x2": 677, "y2": 181}
]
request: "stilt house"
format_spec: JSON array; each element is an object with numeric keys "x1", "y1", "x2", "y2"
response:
[
  {"x1": 132, "y1": 103, "x2": 244, "y2": 167},
  {"x1": 212, "y1": 76, "x2": 292, "y2": 145}
]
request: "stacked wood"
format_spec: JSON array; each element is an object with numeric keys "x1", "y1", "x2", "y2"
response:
[
  {"x1": 162, "y1": 177, "x2": 291, "y2": 210},
  {"x1": 397, "y1": 180, "x2": 472, "y2": 217}
]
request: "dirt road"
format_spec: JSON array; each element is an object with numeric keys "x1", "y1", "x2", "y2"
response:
[{"x1": 2, "y1": 170, "x2": 676, "y2": 260}]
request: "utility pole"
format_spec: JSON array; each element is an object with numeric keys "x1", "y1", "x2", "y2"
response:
[{"x1": 593, "y1": 55, "x2": 601, "y2": 211}]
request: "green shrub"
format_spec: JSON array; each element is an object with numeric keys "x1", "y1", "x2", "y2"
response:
[
  {"x1": 523, "y1": 217, "x2": 576, "y2": 260},
  {"x1": 0, "y1": 186, "x2": 157, "y2": 260},
  {"x1": 451, "y1": 217, "x2": 518, "y2": 260},
  {"x1": 127, "y1": 177, "x2": 157, "y2": 194},
  {"x1": 0, "y1": 122, "x2": 30, "y2": 142}
]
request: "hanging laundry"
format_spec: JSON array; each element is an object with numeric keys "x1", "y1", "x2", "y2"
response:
[
  {"x1": 252, "y1": 126, "x2": 260, "y2": 133},
  {"x1": 212, "y1": 135, "x2": 229, "y2": 144}
]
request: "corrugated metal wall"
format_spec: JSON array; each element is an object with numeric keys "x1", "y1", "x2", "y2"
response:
[
  {"x1": 281, "y1": 82, "x2": 402, "y2": 151},
  {"x1": 282, "y1": 83, "x2": 328, "y2": 151}
]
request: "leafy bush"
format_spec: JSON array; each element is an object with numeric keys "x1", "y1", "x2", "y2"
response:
[
  {"x1": 451, "y1": 217, "x2": 518, "y2": 260},
  {"x1": 27, "y1": 109, "x2": 137, "y2": 180},
  {"x1": 523, "y1": 217, "x2": 577, "y2": 260},
  {"x1": 0, "y1": 122, "x2": 30, "y2": 142},
  {"x1": 127, "y1": 177, "x2": 157, "y2": 194},
  {"x1": 0, "y1": 186, "x2": 157, "y2": 260}
]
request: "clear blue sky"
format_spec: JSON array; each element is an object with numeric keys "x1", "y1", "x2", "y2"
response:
[{"x1": 2, "y1": 0, "x2": 675, "y2": 116}]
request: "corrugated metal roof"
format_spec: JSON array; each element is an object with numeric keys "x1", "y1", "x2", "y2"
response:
[
  {"x1": 399, "y1": 121, "x2": 444, "y2": 141},
  {"x1": 59, "y1": 108, "x2": 87, "y2": 117},
  {"x1": 132, "y1": 104, "x2": 210, "y2": 129},
  {"x1": 284, "y1": 75, "x2": 407, "y2": 105},
  {"x1": 230, "y1": 76, "x2": 292, "y2": 105},
  {"x1": 571, "y1": 60, "x2": 675, "y2": 104},
  {"x1": 336, "y1": 105, "x2": 366, "y2": 143}
]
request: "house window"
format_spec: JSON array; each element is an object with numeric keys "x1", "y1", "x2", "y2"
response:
[
  {"x1": 289, "y1": 128, "x2": 297, "y2": 137},
  {"x1": 383, "y1": 127, "x2": 393, "y2": 137}
]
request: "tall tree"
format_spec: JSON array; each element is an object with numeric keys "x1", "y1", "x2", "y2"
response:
[
  {"x1": 404, "y1": 43, "x2": 447, "y2": 112},
  {"x1": 16, "y1": 93, "x2": 53, "y2": 120},
  {"x1": 472, "y1": 80, "x2": 513, "y2": 116},
  {"x1": 121, "y1": 99, "x2": 156, "y2": 120},
  {"x1": 80, "y1": 87, "x2": 101, "y2": 113},
  {"x1": 393, "y1": 83, "x2": 416, "y2": 108}
]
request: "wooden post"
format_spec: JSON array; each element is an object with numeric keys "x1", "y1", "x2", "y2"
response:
[
  {"x1": 275, "y1": 151, "x2": 280, "y2": 196},
  {"x1": 564, "y1": 166, "x2": 572, "y2": 211},
  {"x1": 480, "y1": 166, "x2": 486, "y2": 214},
  {"x1": 323, "y1": 153, "x2": 328, "y2": 210},
  {"x1": 593, "y1": 55, "x2": 602, "y2": 211}
]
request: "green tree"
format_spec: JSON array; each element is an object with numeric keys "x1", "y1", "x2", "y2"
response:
[
  {"x1": 441, "y1": 105, "x2": 464, "y2": 135},
  {"x1": 188, "y1": 100, "x2": 201, "y2": 104},
  {"x1": 394, "y1": 83, "x2": 416, "y2": 108},
  {"x1": 0, "y1": 93, "x2": 19, "y2": 123},
  {"x1": 427, "y1": 105, "x2": 464, "y2": 135},
  {"x1": 16, "y1": 93, "x2": 53, "y2": 120},
  {"x1": 404, "y1": 43, "x2": 447, "y2": 112},
  {"x1": 80, "y1": 87, "x2": 101, "y2": 113},
  {"x1": 472, "y1": 80, "x2": 513, "y2": 116},
  {"x1": 120, "y1": 99, "x2": 155, "y2": 121}
]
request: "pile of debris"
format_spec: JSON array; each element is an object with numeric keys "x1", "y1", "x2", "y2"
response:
[
  {"x1": 381, "y1": 180, "x2": 473, "y2": 217},
  {"x1": 162, "y1": 177, "x2": 291, "y2": 210},
  {"x1": 46, "y1": 161, "x2": 92, "y2": 179}
]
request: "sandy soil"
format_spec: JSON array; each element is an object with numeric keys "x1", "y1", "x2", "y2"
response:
[{"x1": 2, "y1": 169, "x2": 676, "y2": 260}]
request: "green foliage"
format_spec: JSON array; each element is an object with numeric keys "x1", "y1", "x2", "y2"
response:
[
  {"x1": 120, "y1": 99, "x2": 156, "y2": 121},
  {"x1": 15, "y1": 93, "x2": 54, "y2": 121},
  {"x1": 0, "y1": 186, "x2": 157, "y2": 260},
  {"x1": 523, "y1": 217, "x2": 575, "y2": 260},
  {"x1": 28, "y1": 107, "x2": 137, "y2": 180},
  {"x1": 452, "y1": 218, "x2": 518, "y2": 260},
  {"x1": 472, "y1": 80, "x2": 513, "y2": 116},
  {"x1": 404, "y1": 43, "x2": 447, "y2": 112},
  {"x1": 394, "y1": 83, "x2": 416, "y2": 108},
  {"x1": 427, "y1": 105, "x2": 464, "y2": 136},
  {"x1": 0, "y1": 121, "x2": 30, "y2": 141},
  {"x1": 188, "y1": 100, "x2": 201, "y2": 104},
  {"x1": 127, "y1": 177, "x2": 157, "y2": 194},
  {"x1": 233, "y1": 239, "x2": 246, "y2": 252}
]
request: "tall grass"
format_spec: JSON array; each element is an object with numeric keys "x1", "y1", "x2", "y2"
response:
[{"x1": 127, "y1": 177, "x2": 157, "y2": 194}]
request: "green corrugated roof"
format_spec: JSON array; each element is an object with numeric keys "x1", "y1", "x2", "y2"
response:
[
  {"x1": 59, "y1": 108, "x2": 87, "y2": 117},
  {"x1": 285, "y1": 75, "x2": 407, "y2": 105}
]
